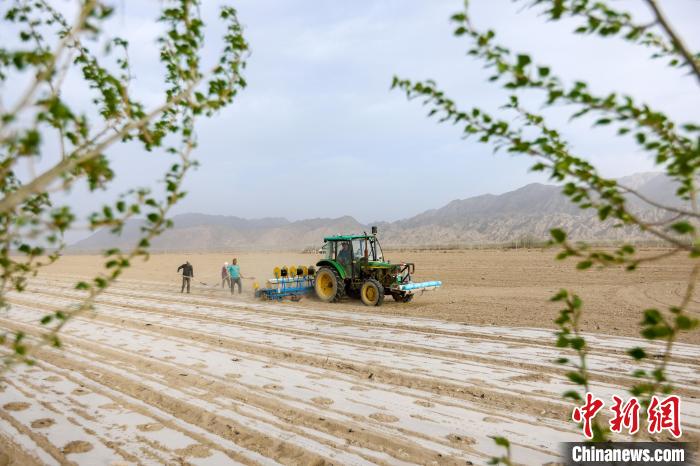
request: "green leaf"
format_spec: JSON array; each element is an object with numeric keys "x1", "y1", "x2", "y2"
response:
[
  {"x1": 641, "y1": 325, "x2": 672, "y2": 340},
  {"x1": 491, "y1": 436, "x2": 510, "y2": 448},
  {"x1": 576, "y1": 260, "x2": 593, "y2": 270},
  {"x1": 570, "y1": 337, "x2": 585, "y2": 350},
  {"x1": 670, "y1": 221, "x2": 694, "y2": 235},
  {"x1": 550, "y1": 228, "x2": 567, "y2": 243},
  {"x1": 555, "y1": 334, "x2": 569, "y2": 348},
  {"x1": 571, "y1": 295, "x2": 582, "y2": 309},
  {"x1": 563, "y1": 390, "x2": 582, "y2": 401},
  {"x1": 642, "y1": 309, "x2": 662, "y2": 326},
  {"x1": 556, "y1": 251, "x2": 569, "y2": 260},
  {"x1": 627, "y1": 347, "x2": 646, "y2": 360},
  {"x1": 652, "y1": 368, "x2": 666, "y2": 382},
  {"x1": 551, "y1": 289, "x2": 568, "y2": 301},
  {"x1": 676, "y1": 315, "x2": 698, "y2": 330},
  {"x1": 566, "y1": 371, "x2": 586, "y2": 385},
  {"x1": 516, "y1": 54, "x2": 531, "y2": 68}
]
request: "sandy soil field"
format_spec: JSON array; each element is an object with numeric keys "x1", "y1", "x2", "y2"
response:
[
  {"x1": 37, "y1": 248, "x2": 700, "y2": 342},
  {"x1": 0, "y1": 249, "x2": 698, "y2": 464}
]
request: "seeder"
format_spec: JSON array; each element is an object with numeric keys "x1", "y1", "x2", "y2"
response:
[{"x1": 255, "y1": 265, "x2": 317, "y2": 301}]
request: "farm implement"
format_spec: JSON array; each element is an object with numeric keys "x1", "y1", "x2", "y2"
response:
[{"x1": 255, "y1": 265, "x2": 316, "y2": 301}]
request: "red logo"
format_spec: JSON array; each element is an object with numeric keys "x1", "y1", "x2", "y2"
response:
[
  {"x1": 572, "y1": 393, "x2": 683, "y2": 438},
  {"x1": 572, "y1": 392, "x2": 605, "y2": 439},
  {"x1": 647, "y1": 395, "x2": 682, "y2": 438},
  {"x1": 609, "y1": 395, "x2": 640, "y2": 434}
]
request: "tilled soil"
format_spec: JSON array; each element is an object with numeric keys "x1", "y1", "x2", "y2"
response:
[
  {"x1": 0, "y1": 250, "x2": 698, "y2": 464},
  {"x1": 38, "y1": 248, "x2": 700, "y2": 342}
]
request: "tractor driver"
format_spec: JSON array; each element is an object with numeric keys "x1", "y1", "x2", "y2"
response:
[{"x1": 337, "y1": 242, "x2": 351, "y2": 267}]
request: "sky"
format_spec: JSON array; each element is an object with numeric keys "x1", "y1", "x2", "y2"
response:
[{"x1": 6, "y1": 0, "x2": 700, "y2": 234}]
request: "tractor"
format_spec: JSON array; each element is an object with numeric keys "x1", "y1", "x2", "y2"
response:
[{"x1": 314, "y1": 226, "x2": 441, "y2": 306}]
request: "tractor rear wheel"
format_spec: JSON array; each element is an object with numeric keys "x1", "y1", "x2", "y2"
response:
[
  {"x1": 315, "y1": 267, "x2": 345, "y2": 302},
  {"x1": 360, "y1": 279, "x2": 384, "y2": 306}
]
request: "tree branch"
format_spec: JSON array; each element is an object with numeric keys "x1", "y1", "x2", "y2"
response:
[
  {"x1": 618, "y1": 184, "x2": 700, "y2": 219},
  {"x1": 644, "y1": 0, "x2": 700, "y2": 84},
  {"x1": 0, "y1": 1, "x2": 94, "y2": 137},
  {"x1": 0, "y1": 77, "x2": 201, "y2": 214}
]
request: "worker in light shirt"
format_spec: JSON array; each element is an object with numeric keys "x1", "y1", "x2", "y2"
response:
[{"x1": 227, "y1": 258, "x2": 245, "y2": 295}]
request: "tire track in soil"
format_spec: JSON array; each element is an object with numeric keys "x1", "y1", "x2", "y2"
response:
[
  {"x1": 11, "y1": 285, "x2": 700, "y2": 431},
  {"x1": 1, "y1": 310, "x2": 487, "y2": 465},
  {"x1": 3, "y1": 275, "x2": 699, "y2": 464},
  {"x1": 9, "y1": 292, "x2": 589, "y2": 418},
  {"x1": 2, "y1": 360, "x2": 266, "y2": 465},
  {"x1": 38, "y1": 276, "x2": 700, "y2": 362},
  {"x1": 13, "y1": 287, "x2": 700, "y2": 409},
  {"x1": 2, "y1": 304, "x2": 576, "y2": 464}
]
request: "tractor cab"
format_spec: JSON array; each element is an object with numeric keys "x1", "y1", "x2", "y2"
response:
[
  {"x1": 320, "y1": 233, "x2": 385, "y2": 277},
  {"x1": 314, "y1": 227, "x2": 440, "y2": 306}
]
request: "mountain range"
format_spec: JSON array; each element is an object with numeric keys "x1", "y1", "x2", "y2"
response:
[{"x1": 70, "y1": 172, "x2": 683, "y2": 251}]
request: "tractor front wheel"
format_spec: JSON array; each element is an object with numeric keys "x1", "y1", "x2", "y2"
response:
[
  {"x1": 315, "y1": 267, "x2": 345, "y2": 302},
  {"x1": 360, "y1": 279, "x2": 384, "y2": 306}
]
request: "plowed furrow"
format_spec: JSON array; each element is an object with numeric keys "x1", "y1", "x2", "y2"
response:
[
  {"x1": 1, "y1": 305, "x2": 571, "y2": 464},
  {"x1": 38, "y1": 276, "x2": 700, "y2": 362},
  {"x1": 11, "y1": 290, "x2": 700, "y2": 430}
]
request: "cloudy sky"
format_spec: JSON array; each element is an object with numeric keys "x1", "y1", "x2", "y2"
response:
[{"x1": 11, "y1": 0, "x2": 700, "y2": 231}]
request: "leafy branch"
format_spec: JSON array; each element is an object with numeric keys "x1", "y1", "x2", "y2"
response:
[
  {"x1": 0, "y1": 0, "x2": 249, "y2": 371},
  {"x1": 394, "y1": 0, "x2": 699, "y2": 452},
  {"x1": 552, "y1": 288, "x2": 609, "y2": 442}
]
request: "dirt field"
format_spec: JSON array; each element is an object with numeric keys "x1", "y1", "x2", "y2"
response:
[
  {"x1": 0, "y1": 249, "x2": 698, "y2": 464},
  {"x1": 37, "y1": 248, "x2": 700, "y2": 342}
]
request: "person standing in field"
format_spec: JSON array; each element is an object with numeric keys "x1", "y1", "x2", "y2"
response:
[
  {"x1": 227, "y1": 258, "x2": 243, "y2": 295},
  {"x1": 221, "y1": 261, "x2": 231, "y2": 289},
  {"x1": 177, "y1": 261, "x2": 194, "y2": 294}
]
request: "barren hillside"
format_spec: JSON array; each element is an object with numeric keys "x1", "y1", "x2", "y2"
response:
[{"x1": 70, "y1": 172, "x2": 682, "y2": 251}]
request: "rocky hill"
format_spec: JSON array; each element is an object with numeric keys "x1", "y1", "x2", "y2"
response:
[{"x1": 70, "y1": 172, "x2": 683, "y2": 251}]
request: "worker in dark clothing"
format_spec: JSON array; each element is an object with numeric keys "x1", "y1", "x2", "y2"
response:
[{"x1": 177, "y1": 261, "x2": 193, "y2": 293}]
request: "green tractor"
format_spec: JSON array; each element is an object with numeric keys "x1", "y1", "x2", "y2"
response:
[{"x1": 314, "y1": 227, "x2": 441, "y2": 306}]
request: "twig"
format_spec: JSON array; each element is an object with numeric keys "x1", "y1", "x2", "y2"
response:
[
  {"x1": 618, "y1": 184, "x2": 699, "y2": 219},
  {"x1": 633, "y1": 247, "x2": 683, "y2": 265}
]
